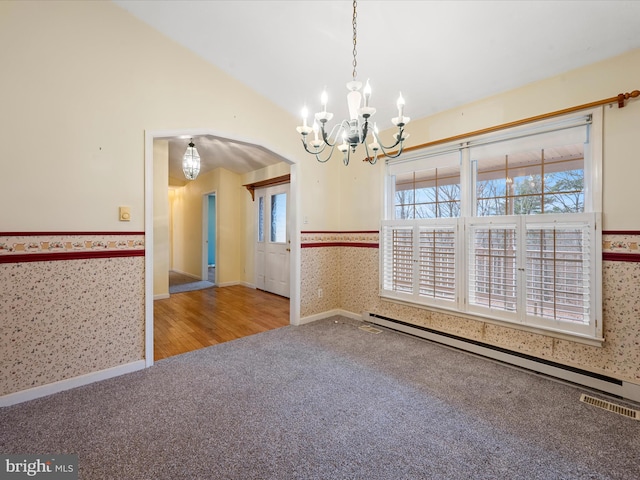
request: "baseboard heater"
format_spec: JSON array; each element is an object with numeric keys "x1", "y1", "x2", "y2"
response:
[{"x1": 363, "y1": 312, "x2": 640, "y2": 404}]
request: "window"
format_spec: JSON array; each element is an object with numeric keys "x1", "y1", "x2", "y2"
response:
[
  {"x1": 258, "y1": 196, "x2": 264, "y2": 242},
  {"x1": 270, "y1": 192, "x2": 287, "y2": 243},
  {"x1": 472, "y1": 125, "x2": 587, "y2": 216},
  {"x1": 381, "y1": 220, "x2": 459, "y2": 309},
  {"x1": 381, "y1": 111, "x2": 602, "y2": 340},
  {"x1": 390, "y1": 151, "x2": 461, "y2": 219},
  {"x1": 394, "y1": 166, "x2": 461, "y2": 219}
]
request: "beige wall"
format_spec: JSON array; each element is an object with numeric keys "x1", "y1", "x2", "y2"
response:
[
  {"x1": 301, "y1": 151, "x2": 343, "y2": 231},
  {"x1": 169, "y1": 187, "x2": 185, "y2": 272},
  {"x1": 0, "y1": 0, "x2": 304, "y2": 233},
  {"x1": 170, "y1": 167, "x2": 245, "y2": 285}
]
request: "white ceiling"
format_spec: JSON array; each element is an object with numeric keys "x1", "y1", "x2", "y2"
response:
[{"x1": 113, "y1": 0, "x2": 640, "y2": 177}]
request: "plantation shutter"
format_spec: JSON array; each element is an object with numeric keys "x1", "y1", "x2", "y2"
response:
[
  {"x1": 467, "y1": 219, "x2": 519, "y2": 321},
  {"x1": 381, "y1": 220, "x2": 458, "y2": 307},
  {"x1": 418, "y1": 226, "x2": 456, "y2": 301},
  {"x1": 524, "y1": 214, "x2": 596, "y2": 334},
  {"x1": 381, "y1": 223, "x2": 414, "y2": 296}
]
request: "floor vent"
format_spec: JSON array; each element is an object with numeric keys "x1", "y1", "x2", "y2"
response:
[
  {"x1": 580, "y1": 394, "x2": 639, "y2": 420},
  {"x1": 359, "y1": 325, "x2": 383, "y2": 334}
]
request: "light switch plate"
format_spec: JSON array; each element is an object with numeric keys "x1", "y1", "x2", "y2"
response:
[{"x1": 119, "y1": 206, "x2": 131, "y2": 222}]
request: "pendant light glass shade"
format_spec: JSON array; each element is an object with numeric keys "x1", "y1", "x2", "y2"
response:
[{"x1": 182, "y1": 140, "x2": 201, "y2": 180}]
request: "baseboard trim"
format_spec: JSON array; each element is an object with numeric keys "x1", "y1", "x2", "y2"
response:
[
  {"x1": 298, "y1": 309, "x2": 361, "y2": 325},
  {"x1": 170, "y1": 269, "x2": 200, "y2": 280},
  {"x1": 154, "y1": 293, "x2": 170, "y2": 300},
  {"x1": 0, "y1": 360, "x2": 146, "y2": 407}
]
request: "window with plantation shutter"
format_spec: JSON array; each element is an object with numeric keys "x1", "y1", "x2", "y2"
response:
[
  {"x1": 467, "y1": 220, "x2": 518, "y2": 320},
  {"x1": 381, "y1": 220, "x2": 459, "y2": 308},
  {"x1": 381, "y1": 224, "x2": 414, "y2": 295},
  {"x1": 418, "y1": 226, "x2": 456, "y2": 301},
  {"x1": 382, "y1": 109, "x2": 602, "y2": 341},
  {"x1": 524, "y1": 215, "x2": 596, "y2": 336}
]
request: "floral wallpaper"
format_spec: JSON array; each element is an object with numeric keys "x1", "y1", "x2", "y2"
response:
[{"x1": 0, "y1": 233, "x2": 145, "y2": 397}]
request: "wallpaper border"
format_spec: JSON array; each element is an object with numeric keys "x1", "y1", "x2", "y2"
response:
[
  {"x1": 0, "y1": 232, "x2": 145, "y2": 263},
  {"x1": 301, "y1": 231, "x2": 379, "y2": 249},
  {"x1": 300, "y1": 231, "x2": 640, "y2": 260}
]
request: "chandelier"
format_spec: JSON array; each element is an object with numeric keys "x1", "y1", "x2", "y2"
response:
[
  {"x1": 296, "y1": 0, "x2": 409, "y2": 166},
  {"x1": 182, "y1": 139, "x2": 201, "y2": 180}
]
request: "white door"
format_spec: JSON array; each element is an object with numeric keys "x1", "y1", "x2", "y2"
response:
[{"x1": 255, "y1": 184, "x2": 290, "y2": 297}]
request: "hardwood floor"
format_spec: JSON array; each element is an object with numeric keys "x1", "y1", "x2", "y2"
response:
[{"x1": 154, "y1": 285, "x2": 290, "y2": 361}]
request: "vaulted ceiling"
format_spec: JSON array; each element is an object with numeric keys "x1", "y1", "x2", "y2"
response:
[{"x1": 113, "y1": 0, "x2": 640, "y2": 178}]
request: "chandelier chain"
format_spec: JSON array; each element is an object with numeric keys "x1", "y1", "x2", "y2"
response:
[{"x1": 352, "y1": 0, "x2": 357, "y2": 80}]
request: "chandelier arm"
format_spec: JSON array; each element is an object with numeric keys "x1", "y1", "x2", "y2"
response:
[
  {"x1": 372, "y1": 126, "x2": 405, "y2": 151},
  {"x1": 300, "y1": 138, "x2": 328, "y2": 156},
  {"x1": 373, "y1": 137, "x2": 405, "y2": 159},
  {"x1": 366, "y1": 125, "x2": 406, "y2": 159},
  {"x1": 320, "y1": 122, "x2": 347, "y2": 147},
  {"x1": 316, "y1": 145, "x2": 337, "y2": 163},
  {"x1": 362, "y1": 140, "x2": 379, "y2": 165},
  {"x1": 300, "y1": 138, "x2": 338, "y2": 163}
]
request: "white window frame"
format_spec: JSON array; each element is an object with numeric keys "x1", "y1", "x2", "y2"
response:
[{"x1": 381, "y1": 109, "x2": 603, "y2": 343}]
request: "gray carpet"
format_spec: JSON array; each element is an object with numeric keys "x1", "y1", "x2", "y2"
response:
[
  {"x1": 169, "y1": 280, "x2": 215, "y2": 294},
  {"x1": 169, "y1": 270, "x2": 215, "y2": 294},
  {"x1": 1, "y1": 316, "x2": 639, "y2": 479}
]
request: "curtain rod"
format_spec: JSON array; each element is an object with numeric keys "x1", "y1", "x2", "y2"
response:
[{"x1": 368, "y1": 89, "x2": 639, "y2": 162}]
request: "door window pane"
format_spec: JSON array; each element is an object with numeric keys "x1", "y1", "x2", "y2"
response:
[
  {"x1": 258, "y1": 196, "x2": 264, "y2": 242},
  {"x1": 270, "y1": 193, "x2": 287, "y2": 243}
]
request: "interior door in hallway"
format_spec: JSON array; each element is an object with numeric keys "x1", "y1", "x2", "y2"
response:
[{"x1": 255, "y1": 184, "x2": 290, "y2": 298}]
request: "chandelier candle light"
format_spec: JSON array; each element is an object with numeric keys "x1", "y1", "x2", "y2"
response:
[
  {"x1": 296, "y1": 0, "x2": 409, "y2": 165},
  {"x1": 182, "y1": 139, "x2": 201, "y2": 180}
]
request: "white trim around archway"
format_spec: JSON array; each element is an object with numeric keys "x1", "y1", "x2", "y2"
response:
[{"x1": 144, "y1": 128, "x2": 301, "y2": 368}]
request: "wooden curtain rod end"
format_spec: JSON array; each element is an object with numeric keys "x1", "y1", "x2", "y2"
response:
[{"x1": 617, "y1": 90, "x2": 639, "y2": 108}]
